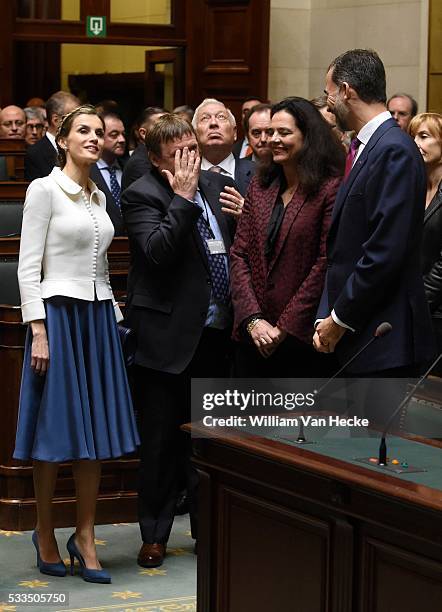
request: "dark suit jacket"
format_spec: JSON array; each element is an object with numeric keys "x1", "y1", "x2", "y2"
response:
[
  {"x1": 422, "y1": 181, "x2": 442, "y2": 319},
  {"x1": 317, "y1": 118, "x2": 435, "y2": 373},
  {"x1": 234, "y1": 157, "x2": 255, "y2": 197},
  {"x1": 232, "y1": 139, "x2": 245, "y2": 158},
  {"x1": 24, "y1": 135, "x2": 57, "y2": 180},
  {"x1": 121, "y1": 144, "x2": 152, "y2": 191},
  {"x1": 90, "y1": 162, "x2": 125, "y2": 236},
  {"x1": 121, "y1": 168, "x2": 236, "y2": 374},
  {"x1": 231, "y1": 175, "x2": 340, "y2": 344}
]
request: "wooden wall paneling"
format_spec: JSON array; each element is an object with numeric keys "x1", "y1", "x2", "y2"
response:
[
  {"x1": 14, "y1": 41, "x2": 61, "y2": 106},
  {"x1": 185, "y1": 0, "x2": 270, "y2": 127},
  {"x1": 80, "y1": 0, "x2": 110, "y2": 22},
  {"x1": 216, "y1": 487, "x2": 329, "y2": 612},
  {"x1": 0, "y1": 1, "x2": 15, "y2": 106},
  {"x1": 196, "y1": 466, "x2": 213, "y2": 612},
  {"x1": 360, "y1": 536, "x2": 442, "y2": 612}
]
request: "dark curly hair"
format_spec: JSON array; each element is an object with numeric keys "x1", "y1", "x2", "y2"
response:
[{"x1": 258, "y1": 97, "x2": 345, "y2": 195}]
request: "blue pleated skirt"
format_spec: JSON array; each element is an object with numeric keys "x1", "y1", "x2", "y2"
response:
[{"x1": 14, "y1": 296, "x2": 140, "y2": 462}]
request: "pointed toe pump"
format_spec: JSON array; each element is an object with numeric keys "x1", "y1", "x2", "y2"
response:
[
  {"x1": 66, "y1": 533, "x2": 111, "y2": 584},
  {"x1": 32, "y1": 531, "x2": 66, "y2": 577}
]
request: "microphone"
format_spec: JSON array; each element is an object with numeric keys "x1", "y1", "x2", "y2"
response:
[
  {"x1": 295, "y1": 322, "x2": 393, "y2": 444},
  {"x1": 378, "y1": 352, "x2": 442, "y2": 466}
]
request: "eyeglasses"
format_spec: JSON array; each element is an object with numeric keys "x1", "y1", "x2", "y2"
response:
[
  {"x1": 26, "y1": 123, "x2": 45, "y2": 132},
  {"x1": 1, "y1": 120, "x2": 25, "y2": 128},
  {"x1": 198, "y1": 112, "x2": 230, "y2": 124}
]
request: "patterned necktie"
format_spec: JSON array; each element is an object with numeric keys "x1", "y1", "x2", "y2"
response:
[
  {"x1": 106, "y1": 166, "x2": 121, "y2": 208},
  {"x1": 196, "y1": 214, "x2": 229, "y2": 304},
  {"x1": 209, "y1": 165, "x2": 223, "y2": 173},
  {"x1": 344, "y1": 137, "x2": 361, "y2": 181}
]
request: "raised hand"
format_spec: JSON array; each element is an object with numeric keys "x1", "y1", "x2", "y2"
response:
[
  {"x1": 219, "y1": 186, "x2": 244, "y2": 218},
  {"x1": 162, "y1": 147, "x2": 200, "y2": 201}
]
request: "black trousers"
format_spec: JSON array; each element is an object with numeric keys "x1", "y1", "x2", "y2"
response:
[{"x1": 132, "y1": 327, "x2": 231, "y2": 545}]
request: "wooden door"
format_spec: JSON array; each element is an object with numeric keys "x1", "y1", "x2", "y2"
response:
[{"x1": 144, "y1": 48, "x2": 185, "y2": 110}]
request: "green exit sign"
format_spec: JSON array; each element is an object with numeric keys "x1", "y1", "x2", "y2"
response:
[{"x1": 86, "y1": 15, "x2": 106, "y2": 38}]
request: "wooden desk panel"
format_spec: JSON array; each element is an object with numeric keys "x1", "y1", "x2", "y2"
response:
[{"x1": 189, "y1": 424, "x2": 442, "y2": 612}]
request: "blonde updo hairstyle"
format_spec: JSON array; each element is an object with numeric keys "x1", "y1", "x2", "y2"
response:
[
  {"x1": 55, "y1": 104, "x2": 104, "y2": 168},
  {"x1": 408, "y1": 112, "x2": 442, "y2": 142}
]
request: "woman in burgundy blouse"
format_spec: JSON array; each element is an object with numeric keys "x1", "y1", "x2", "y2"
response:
[{"x1": 230, "y1": 97, "x2": 345, "y2": 376}]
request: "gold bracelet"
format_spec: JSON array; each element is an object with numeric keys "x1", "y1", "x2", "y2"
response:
[{"x1": 246, "y1": 317, "x2": 262, "y2": 335}]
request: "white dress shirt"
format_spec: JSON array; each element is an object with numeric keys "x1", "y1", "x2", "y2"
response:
[
  {"x1": 96, "y1": 157, "x2": 123, "y2": 192},
  {"x1": 18, "y1": 167, "x2": 122, "y2": 323},
  {"x1": 201, "y1": 153, "x2": 236, "y2": 178},
  {"x1": 45, "y1": 130, "x2": 57, "y2": 150}
]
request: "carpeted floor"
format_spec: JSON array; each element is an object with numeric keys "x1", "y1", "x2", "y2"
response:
[{"x1": 0, "y1": 516, "x2": 196, "y2": 612}]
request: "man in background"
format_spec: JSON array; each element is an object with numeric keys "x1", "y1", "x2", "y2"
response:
[
  {"x1": 24, "y1": 107, "x2": 46, "y2": 146},
  {"x1": 232, "y1": 96, "x2": 263, "y2": 158},
  {"x1": 25, "y1": 91, "x2": 80, "y2": 180},
  {"x1": 193, "y1": 98, "x2": 255, "y2": 197},
  {"x1": 387, "y1": 92, "x2": 417, "y2": 132},
  {"x1": 90, "y1": 112, "x2": 127, "y2": 235},
  {"x1": 0, "y1": 106, "x2": 26, "y2": 139},
  {"x1": 122, "y1": 107, "x2": 166, "y2": 190},
  {"x1": 243, "y1": 103, "x2": 272, "y2": 162}
]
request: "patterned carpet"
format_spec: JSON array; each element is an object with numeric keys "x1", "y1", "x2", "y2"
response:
[{"x1": 0, "y1": 517, "x2": 196, "y2": 612}]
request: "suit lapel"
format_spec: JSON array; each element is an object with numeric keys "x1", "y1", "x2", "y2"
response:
[
  {"x1": 424, "y1": 185, "x2": 442, "y2": 225},
  {"x1": 234, "y1": 159, "x2": 252, "y2": 196},
  {"x1": 329, "y1": 119, "x2": 398, "y2": 233},
  {"x1": 267, "y1": 189, "x2": 308, "y2": 275}
]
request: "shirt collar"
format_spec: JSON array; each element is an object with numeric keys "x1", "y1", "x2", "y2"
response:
[
  {"x1": 201, "y1": 152, "x2": 236, "y2": 176},
  {"x1": 97, "y1": 157, "x2": 119, "y2": 170},
  {"x1": 356, "y1": 110, "x2": 392, "y2": 146},
  {"x1": 50, "y1": 166, "x2": 101, "y2": 202},
  {"x1": 46, "y1": 131, "x2": 57, "y2": 150}
]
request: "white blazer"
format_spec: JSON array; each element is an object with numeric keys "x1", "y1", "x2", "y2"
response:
[{"x1": 18, "y1": 167, "x2": 123, "y2": 324}]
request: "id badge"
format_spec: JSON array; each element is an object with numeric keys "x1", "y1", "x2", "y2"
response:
[{"x1": 206, "y1": 239, "x2": 226, "y2": 255}]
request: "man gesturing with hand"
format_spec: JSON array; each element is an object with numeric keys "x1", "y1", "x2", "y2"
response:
[{"x1": 121, "y1": 115, "x2": 237, "y2": 569}]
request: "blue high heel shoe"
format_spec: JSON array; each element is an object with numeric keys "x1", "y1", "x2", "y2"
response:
[
  {"x1": 32, "y1": 531, "x2": 66, "y2": 577},
  {"x1": 66, "y1": 533, "x2": 111, "y2": 584}
]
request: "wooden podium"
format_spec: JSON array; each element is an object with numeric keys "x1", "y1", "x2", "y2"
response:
[
  {"x1": 189, "y1": 423, "x2": 442, "y2": 612},
  {"x1": 0, "y1": 237, "x2": 139, "y2": 530}
]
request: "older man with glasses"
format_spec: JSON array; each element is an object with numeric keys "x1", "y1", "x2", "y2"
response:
[{"x1": 24, "y1": 106, "x2": 46, "y2": 146}]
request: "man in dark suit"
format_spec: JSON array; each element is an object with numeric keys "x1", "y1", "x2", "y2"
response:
[
  {"x1": 24, "y1": 91, "x2": 80, "y2": 180},
  {"x1": 314, "y1": 50, "x2": 435, "y2": 415},
  {"x1": 121, "y1": 115, "x2": 239, "y2": 569},
  {"x1": 192, "y1": 98, "x2": 255, "y2": 197},
  {"x1": 243, "y1": 103, "x2": 272, "y2": 163},
  {"x1": 232, "y1": 96, "x2": 263, "y2": 158},
  {"x1": 121, "y1": 106, "x2": 166, "y2": 190},
  {"x1": 90, "y1": 112, "x2": 126, "y2": 235}
]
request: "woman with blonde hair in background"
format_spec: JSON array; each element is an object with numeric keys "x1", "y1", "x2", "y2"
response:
[{"x1": 409, "y1": 112, "x2": 442, "y2": 373}]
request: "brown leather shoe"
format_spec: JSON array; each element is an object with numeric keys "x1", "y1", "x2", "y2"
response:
[{"x1": 137, "y1": 543, "x2": 166, "y2": 568}]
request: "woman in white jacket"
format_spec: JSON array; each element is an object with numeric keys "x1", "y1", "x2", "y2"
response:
[{"x1": 14, "y1": 105, "x2": 139, "y2": 584}]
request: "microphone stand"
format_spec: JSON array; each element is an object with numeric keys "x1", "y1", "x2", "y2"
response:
[
  {"x1": 378, "y1": 353, "x2": 442, "y2": 465},
  {"x1": 295, "y1": 322, "x2": 393, "y2": 444}
]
